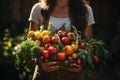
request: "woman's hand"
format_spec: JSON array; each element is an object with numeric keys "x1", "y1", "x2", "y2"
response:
[
  {"x1": 66, "y1": 63, "x2": 82, "y2": 72},
  {"x1": 41, "y1": 61, "x2": 60, "y2": 72}
]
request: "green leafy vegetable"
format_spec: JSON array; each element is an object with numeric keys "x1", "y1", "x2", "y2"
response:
[{"x1": 15, "y1": 39, "x2": 40, "y2": 72}]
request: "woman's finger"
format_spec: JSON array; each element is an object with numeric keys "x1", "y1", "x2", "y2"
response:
[
  {"x1": 47, "y1": 66, "x2": 59, "y2": 72},
  {"x1": 41, "y1": 62, "x2": 59, "y2": 72},
  {"x1": 72, "y1": 63, "x2": 81, "y2": 68},
  {"x1": 47, "y1": 61, "x2": 57, "y2": 66}
]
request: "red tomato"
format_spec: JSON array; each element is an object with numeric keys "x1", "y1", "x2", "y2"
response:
[
  {"x1": 57, "y1": 30, "x2": 67, "y2": 37},
  {"x1": 61, "y1": 37, "x2": 70, "y2": 44},
  {"x1": 78, "y1": 48, "x2": 82, "y2": 52},
  {"x1": 57, "y1": 52, "x2": 67, "y2": 61},
  {"x1": 45, "y1": 43, "x2": 51, "y2": 49},
  {"x1": 42, "y1": 50, "x2": 50, "y2": 59},
  {"x1": 80, "y1": 42, "x2": 86, "y2": 48},
  {"x1": 89, "y1": 45, "x2": 94, "y2": 49},
  {"x1": 36, "y1": 40, "x2": 42, "y2": 47},
  {"x1": 76, "y1": 58, "x2": 82, "y2": 65},
  {"x1": 51, "y1": 36, "x2": 59, "y2": 44},
  {"x1": 88, "y1": 45, "x2": 94, "y2": 53},
  {"x1": 48, "y1": 46, "x2": 57, "y2": 55},
  {"x1": 93, "y1": 56, "x2": 99, "y2": 63}
]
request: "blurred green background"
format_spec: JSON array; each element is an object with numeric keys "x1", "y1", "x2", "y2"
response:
[{"x1": 0, "y1": 0, "x2": 120, "y2": 80}]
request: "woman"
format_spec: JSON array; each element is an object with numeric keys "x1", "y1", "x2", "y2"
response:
[{"x1": 28, "y1": 0, "x2": 95, "y2": 80}]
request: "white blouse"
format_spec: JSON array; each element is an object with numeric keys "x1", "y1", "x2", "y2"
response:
[{"x1": 29, "y1": 3, "x2": 95, "y2": 31}]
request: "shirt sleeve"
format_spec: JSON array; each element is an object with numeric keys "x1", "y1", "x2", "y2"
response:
[
  {"x1": 28, "y1": 3, "x2": 43, "y2": 24},
  {"x1": 86, "y1": 5, "x2": 95, "y2": 26}
]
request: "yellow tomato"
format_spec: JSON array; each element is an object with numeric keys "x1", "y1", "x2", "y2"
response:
[
  {"x1": 43, "y1": 30, "x2": 50, "y2": 35},
  {"x1": 41, "y1": 30, "x2": 50, "y2": 38},
  {"x1": 35, "y1": 31, "x2": 41, "y2": 40},
  {"x1": 71, "y1": 44, "x2": 78, "y2": 51}
]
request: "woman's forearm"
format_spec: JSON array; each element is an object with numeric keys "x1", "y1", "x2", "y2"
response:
[
  {"x1": 84, "y1": 25, "x2": 93, "y2": 38},
  {"x1": 29, "y1": 21, "x2": 40, "y2": 31}
]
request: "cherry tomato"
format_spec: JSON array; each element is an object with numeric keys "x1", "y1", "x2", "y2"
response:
[
  {"x1": 72, "y1": 53, "x2": 78, "y2": 59},
  {"x1": 78, "y1": 48, "x2": 82, "y2": 52},
  {"x1": 71, "y1": 44, "x2": 78, "y2": 51},
  {"x1": 35, "y1": 31, "x2": 41, "y2": 40},
  {"x1": 36, "y1": 40, "x2": 42, "y2": 47},
  {"x1": 43, "y1": 35, "x2": 51, "y2": 43},
  {"x1": 67, "y1": 32, "x2": 76, "y2": 40},
  {"x1": 42, "y1": 50, "x2": 50, "y2": 59},
  {"x1": 48, "y1": 46, "x2": 57, "y2": 55},
  {"x1": 28, "y1": 31, "x2": 35, "y2": 40},
  {"x1": 64, "y1": 45, "x2": 74, "y2": 56},
  {"x1": 80, "y1": 42, "x2": 86, "y2": 48},
  {"x1": 89, "y1": 45, "x2": 94, "y2": 49},
  {"x1": 51, "y1": 36, "x2": 59, "y2": 44},
  {"x1": 41, "y1": 30, "x2": 50, "y2": 38},
  {"x1": 93, "y1": 55, "x2": 99, "y2": 63},
  {"x1": 88, "y1": 45, "x2": 94, "y2": 53},
  {"x1": 45, "y1": 43, "x2": 51, "y2": 49},
  {"x1": 61, "y1": 37, "x2": 70, "y2": 44},
  {"x1": 76, "y1": 58, "x2": 82, "y2": 65},
  {"x1": 57, "y1": 52, "x2": 67, "y2": 61},
  {"x1": 57, "y1": 30, "x2": 67, "y2": 37}
]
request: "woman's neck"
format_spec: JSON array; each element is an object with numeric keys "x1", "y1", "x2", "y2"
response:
[{"x1": 56, "y1": 0, "x2": 68, "y2": 8}]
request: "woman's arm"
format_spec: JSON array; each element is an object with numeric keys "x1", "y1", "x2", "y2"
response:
[
  {"x1": 29, "y1": 21, "x2": 40, "y2": 31},
  {"x1": 84, "y1": 25, "x2": 93, "y2": 38}
]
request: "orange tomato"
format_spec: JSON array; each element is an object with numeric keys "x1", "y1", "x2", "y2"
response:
[
  {"x1": 64, "y1": 45, "x2": 74, "y2": 56},
  {"x1": 43, "y1": 35, "x2": 51, "y2": 43},
  {"x1": 67, "y1": 32, "x2": 76, "y2": 40},
  {"x1": 72, "y1": 53, "x2": 78, "y2": 59},
  {"x1": 28, "y1": 31, "x2": 35, "y2": 39}
]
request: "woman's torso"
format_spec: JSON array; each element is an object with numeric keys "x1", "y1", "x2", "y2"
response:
[
  {"x1": 49, "y1": 5, "x2": 71, "y2": 31},
  {"x1": 49, "y1": 16, "x2": 71, "y2": 31}
]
